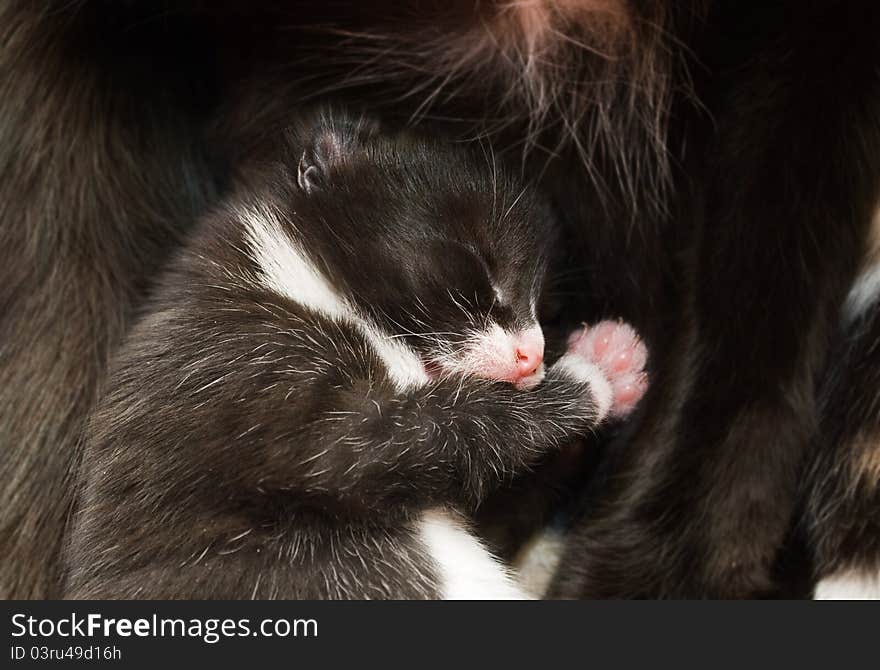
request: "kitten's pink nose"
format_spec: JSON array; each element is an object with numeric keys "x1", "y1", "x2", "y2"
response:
[
  {"x1": 513, "y1": 335, "x2": 544, "y2": 379},
  {"x1": 464, "y1": 324, "x2": 546, "y2": 388}
]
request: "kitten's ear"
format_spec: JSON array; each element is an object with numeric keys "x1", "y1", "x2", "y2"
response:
[
  {"x1": 297, "y1": 130, "x2": 346, "y2": 194},
  {"x1": 297, "y1": 152, "x2": 320, "y2": 194},
  {"x1": 296, "y1": 115, "x2": 380, "y2": 194},
  {"x1": 296, "y1": 131, "x2": 341, "y2": 194}
]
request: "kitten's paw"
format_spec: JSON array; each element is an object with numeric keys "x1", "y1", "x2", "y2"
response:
[
  {"x1": 565, "y1": 320, "x2": 648, "y2": 418},
  {"x1": 552, "y1": 351, "x2": 613, "y2": 420}
]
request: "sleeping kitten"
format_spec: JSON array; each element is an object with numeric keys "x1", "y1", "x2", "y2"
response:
[{"x1": 64, "y1": 109, "x2": 647, "y2": 599}]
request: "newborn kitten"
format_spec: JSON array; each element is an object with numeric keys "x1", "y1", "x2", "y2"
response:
[{"x1": 64, "y1": 109, "x2": 647, "y2": 599}]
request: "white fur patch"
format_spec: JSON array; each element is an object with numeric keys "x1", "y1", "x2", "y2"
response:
[
  {"x1": 419, "y1": 509, "x2": 529, "y2": 600},
  {"x1": 814, "y1": 569, "x2": 880, "y2": 600},
  {"x1": 552, "y1": 353, "x2": 613, "y2": 421},
  {"x1": 240, "y1": 205, "x2": 429, "y2": 392},
  {"x1": 844, "y1": 206, "x2": 880, "y2": 322},
  {"x1": 466, "y1": 323, "x2": 515, "y2": 375},
  {"x1": 512, "y1": 526, "x2": 567, "y2": 598},
  {"x1": 242, "y1": 206, "x2": 348, "y2": 322},
  {"x1": 843, "y1": 264, "x2": 880, "y2": 322}
]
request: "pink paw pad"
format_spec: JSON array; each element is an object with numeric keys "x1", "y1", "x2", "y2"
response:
[{"x1": 567, "y1": 320, "x2": 648, "y2": 418}]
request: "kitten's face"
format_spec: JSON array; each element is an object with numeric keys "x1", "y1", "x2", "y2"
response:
[
  {"x1": 393, "y1": 234, "x2": 548, "y2": 389},
  {"x1": 289, "y1": 114, "x2": 554, "y2": 388}
]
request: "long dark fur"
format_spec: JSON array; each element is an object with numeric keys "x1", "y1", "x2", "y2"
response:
[
  {"x1": 3, "y1": 0, "x2": 880, "y2": 598},
  {"x1": 0, "y1": 0, "x2": 220, "y2": 598},
  {"x1": 548, "y1": 1, "x2": 880, "y2": 598}
]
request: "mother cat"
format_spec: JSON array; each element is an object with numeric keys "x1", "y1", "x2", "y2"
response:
[{"x1": 2, "y1": 0, "x2": 879, "y2": 598}]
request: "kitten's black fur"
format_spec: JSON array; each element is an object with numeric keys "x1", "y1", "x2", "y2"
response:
[
  {"x1": 4, "y1": 1, "x2": 880, "y2": 598},
  {"x1": 63, "y1": 110, "x2": 605, "y2": 599}
]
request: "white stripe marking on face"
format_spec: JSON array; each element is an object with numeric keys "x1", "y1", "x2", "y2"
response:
[{"x1": 240, "y1": 204, "x2": 430, "y2": 392}]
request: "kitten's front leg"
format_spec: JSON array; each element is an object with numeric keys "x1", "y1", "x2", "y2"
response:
[{"x1": 290, "y1": 322, "x2": 647, "y2": 512}]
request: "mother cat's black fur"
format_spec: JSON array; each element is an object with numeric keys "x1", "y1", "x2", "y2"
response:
[{"x1": 2, "y1": 0, "x2": 879, "y2": 598}]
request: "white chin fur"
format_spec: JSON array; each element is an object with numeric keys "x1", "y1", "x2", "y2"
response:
[
  {"x1": 814, "y1": 569, "x2": 880, "y2": 600},
  {"x1": 515, "y1": 362, "x2": 546, "y2": 390},
  {"x1": 419, "y1": 509, "x2": 529, "y2": 600},
  {"x1": 439, "y1": 322, "x2": 545, "y2": 384}
]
